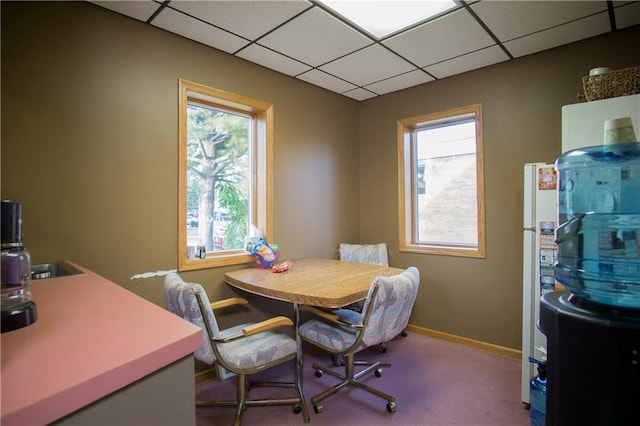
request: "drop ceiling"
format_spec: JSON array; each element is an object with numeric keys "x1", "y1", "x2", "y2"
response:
[{"x1": 89, "y1": 0, "x2": 640, "y2": 101}]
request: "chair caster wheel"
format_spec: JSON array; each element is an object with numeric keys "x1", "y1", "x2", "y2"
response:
[
  {"x1": 386, "y1": 401, "x2": 397, "y2": 413},
  {"x1": 293, "y1": 404, "x2": 302, "y2": 414},
  {"x1": 313, "y1": 404, "x2": 323, "y2": 414},
  {"x1": 374, "y1": 368, "x2": 383, "y2": 378},
  {"x1": 315, "y1": 370, "x2": 323, "y2": 378}
]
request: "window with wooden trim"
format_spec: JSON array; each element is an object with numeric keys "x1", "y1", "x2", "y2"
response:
[
  {"x1": 178, "y1": 79, "x2": 273, "y2": 270},
  {"x1": 398, "y1": 104, "x2": 485, "y2": 258}
]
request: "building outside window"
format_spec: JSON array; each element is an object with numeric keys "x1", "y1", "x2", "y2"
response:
[{"x1": 398, "y1": 104, "x2": 485, "y2": 258}]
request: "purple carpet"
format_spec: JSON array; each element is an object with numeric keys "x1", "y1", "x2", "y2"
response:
[{"x1": 196, "y1": 332, "x2": 530, "y2": 426}]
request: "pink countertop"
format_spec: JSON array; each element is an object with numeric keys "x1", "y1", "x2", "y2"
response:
[{"x1": 0, "y1": 263, "x2": 201, "y2": 425}]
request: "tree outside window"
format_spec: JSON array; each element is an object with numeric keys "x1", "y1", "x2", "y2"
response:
[
  {"x1": 186, "y1": 104, "x2": 249, "y2": 252},
  {"x1": 178, "y1": 80, "x2": 273, "y2": 270}
]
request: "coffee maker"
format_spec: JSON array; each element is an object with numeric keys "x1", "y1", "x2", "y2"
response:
[{"x1": 1, "y1": 199, "x2": 37, "y2": 333}]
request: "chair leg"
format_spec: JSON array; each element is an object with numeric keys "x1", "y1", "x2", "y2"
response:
[
  {"x1": 310, "y1": 353, "x2": 395, "y2": 413},
  {"x1": 197, "y1": 370, "x2": 306, "y2": 425},
  {"x1": 233, "y1": 374, "x2": 248, "y2": 426}
]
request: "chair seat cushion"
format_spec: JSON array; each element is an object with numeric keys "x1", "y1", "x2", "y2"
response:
[
  {"x1": 215, "y1": 323, "x2": 297, "y2": 372},
  {"x1": 299, "y1": 319, "x2": 362, "y2": 353}
]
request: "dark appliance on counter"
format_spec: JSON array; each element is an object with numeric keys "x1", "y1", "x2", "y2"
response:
[{"x1": 1, "y1": 199, "x2": 37, "y2": 333}]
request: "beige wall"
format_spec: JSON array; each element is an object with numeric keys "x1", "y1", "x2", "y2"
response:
[
  {"x1": 358, "y1": 27, "x2": 640, "y2": 348},
  {"x1": 1, "y1": 1, "x2": 359, "y2": 318},
  {"x1": 2, "y1": 1, "x2": 639, "y2": 354}
]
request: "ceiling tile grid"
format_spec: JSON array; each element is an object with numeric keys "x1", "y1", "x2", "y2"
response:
[
  {"x1": 236, "y1": 44, "x2": 312, "y2": 77},
  {"x1": 382, "y1": 7, "x2": 496, "y2": 68},
  {"x1": 319, "y1": 44, "x2": 417, "y2": 86},
  {"x1": 424, "y1": 44, "x2": 509, "y2": 79},
  {"x1": 256, "y1": 6, "x2": 373, "y2": 67},
  {"x1": 364, "y1": 69, "x2": 436, "y2": 95},
  {"x1": 296, "y1": 69, "x2": 358, "y2": 93},
  {"x1": 503, "y1": 11, "x2": 612, "y2": 58},
  {"x1": 88, "y1": 0, "x2": 640, "y2": 101},
  {"x1": 169, "y1": 0, "x2": 312, "y2": 41},
  {"x1": 151, "y1": 5, "x2": 249, "y2": 54},
  {"x1": 470, "y1": 0, "x2": 608, "y2": 42},
  {"x1": 91, "y1": 0, "x2": 158, "y2": 21},
  {"x1": 615, "y1": 1, "x2": 640, "y2": 29}
]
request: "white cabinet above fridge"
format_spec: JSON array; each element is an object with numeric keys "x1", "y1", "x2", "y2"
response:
[{"x1": 562, "y1": 93, "x2": 640, "y2": 152}]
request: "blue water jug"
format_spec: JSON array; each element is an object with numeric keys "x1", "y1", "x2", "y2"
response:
[
  {"x1": 529, "y1": 357, "x2": 547, "y2": 426},
  {"x1": 555, "y1": 143, "x2": 640, "y2": 308}
]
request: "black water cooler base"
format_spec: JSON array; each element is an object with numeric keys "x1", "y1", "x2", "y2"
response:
[{"x1": 540, "y1": 291, "x2": 640, "y2": 426}]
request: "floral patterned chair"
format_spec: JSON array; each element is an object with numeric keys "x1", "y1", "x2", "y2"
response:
[
  {"x1": 299, "y1": 267, "x2": 420, "y2": 414},
  {"x1": 339, "y1": 242, "x2": 389, "y2": 266},
  {"x1": 338, "y1": 242, "x2": 406, "y2": 354},
  {"x1": 163, "y1": 272, "x2": 307, "y2": 426}
]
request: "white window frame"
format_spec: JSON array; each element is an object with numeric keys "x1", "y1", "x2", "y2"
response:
[{"x1": 397, "y1": 103, "x2": 486, "y2": 258}]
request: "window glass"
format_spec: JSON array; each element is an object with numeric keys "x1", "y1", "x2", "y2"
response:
[
  {"x1": 186, "y1": 103, "x2": 250, "y2": 252},
  {"x1": 179, "y1": 80, "x2": 273, "y2": 270},
  {"x1": 398, "y1": 104, "x2": 485, "y2": 258}
]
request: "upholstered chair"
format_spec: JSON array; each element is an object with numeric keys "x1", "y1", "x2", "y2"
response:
[
  {"x1": 339, "y1": 242, "x2": 389, "y2": 267},
  {"x1": 163, "y1": 272, "x2": 306, "y2": 426},
  {"x1": 338, "y1": 242, "x2": 406, "y2": 354},
  {"x1": 299, "y1": 267, "x2": 420, "y2": 414}
]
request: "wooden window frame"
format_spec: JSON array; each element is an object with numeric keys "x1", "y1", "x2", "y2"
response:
[
  {"x1": 178, "y1": 79, "x2": 273, "y2": 271},
  {"x1": 397, "y1": 103, "x2": 486, "y2": 258}
]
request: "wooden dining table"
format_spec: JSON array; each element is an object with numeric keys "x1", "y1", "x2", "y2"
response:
[{"x1": 224, "y1": 258, "x2": 404, "y2": 423}]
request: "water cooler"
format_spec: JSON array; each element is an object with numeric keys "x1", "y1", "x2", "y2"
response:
[{"x1": 540, "y1": 141, "x2": 640, "y2": 425}]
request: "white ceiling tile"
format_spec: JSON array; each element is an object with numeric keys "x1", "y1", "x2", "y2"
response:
[
  {"x1": 236, "y1": 44, "x2": 312, "y2": 77},
  {"x1": 151, "y1": 7, "x2": 249, "y2": 54},
  {"x1": 471, "y1": 0, "x2": 607, "y2": 42},
  {"x1": 383, "y1": 8, "x2": 495, "y2": 68},
  {"x1": 296, "y1": 69, "x2": 358, "y2": 93},
  {"x1": 614, "y1": 1, "x2": 640, "y2": 29},
  {"x1": 364, "y1": 70, "x2": 435, "y2": 95},
  {"x1": 319, "y1": 44, "x2": 416, "y2": 87},
  {"x1": 504, "y1": 12, "x2": 611, "y2": 58},
  {"x1": 87, "y1": 0, "x2": 635, "y2": 100},
  {"x1": 89, "y1": 0, "x2": 160, "y2": 22},
  {"x1": 168, "y1": 0, "x2": 312, "y2": 41},
  {"x1": 258, "y1": 7, "x2": 373, "y2": 67},
  {"x1": 425, "y1": 45, "x2": 509, "y2": 79},
  {"x1": 342, "y1": 88, "x2": 378, "y2": 101}
]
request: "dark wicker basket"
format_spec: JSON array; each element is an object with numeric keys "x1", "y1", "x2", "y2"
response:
[{"x1": 582, "y1": 66, "x2": 640, "y2": 101}]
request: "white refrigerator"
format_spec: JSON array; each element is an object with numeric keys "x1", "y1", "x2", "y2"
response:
[
  {"x1": 521, "y1": 93, "x2": 640, "y2": 404},
  {"x1": 521, "y1": 163, "x2": 558, "y2": 404}
]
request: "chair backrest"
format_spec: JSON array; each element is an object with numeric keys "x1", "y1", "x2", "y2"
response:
[
  {"x1": 163, "y1": 272, "x2": 218, "y2": 365},
  {"x1": 360, "y1": 266, "x2": 420, "y2": 347},
  {"x1": 339, "y1": 243, "x2": 389, "y2": 267}
]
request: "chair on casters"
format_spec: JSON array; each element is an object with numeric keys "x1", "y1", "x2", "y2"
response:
[
  {"x1": 339, "y1": 243, "x2": 407, "y2": 353},
  {"x1": 299, "y1": 267, "x2": 420, "y2": 414},
  {"x1": 163, "y1": 272, "x2": 308, "y2": 426},
  {"x1": 339, "y1": 243, "x2": 389, "y2": 267}
]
